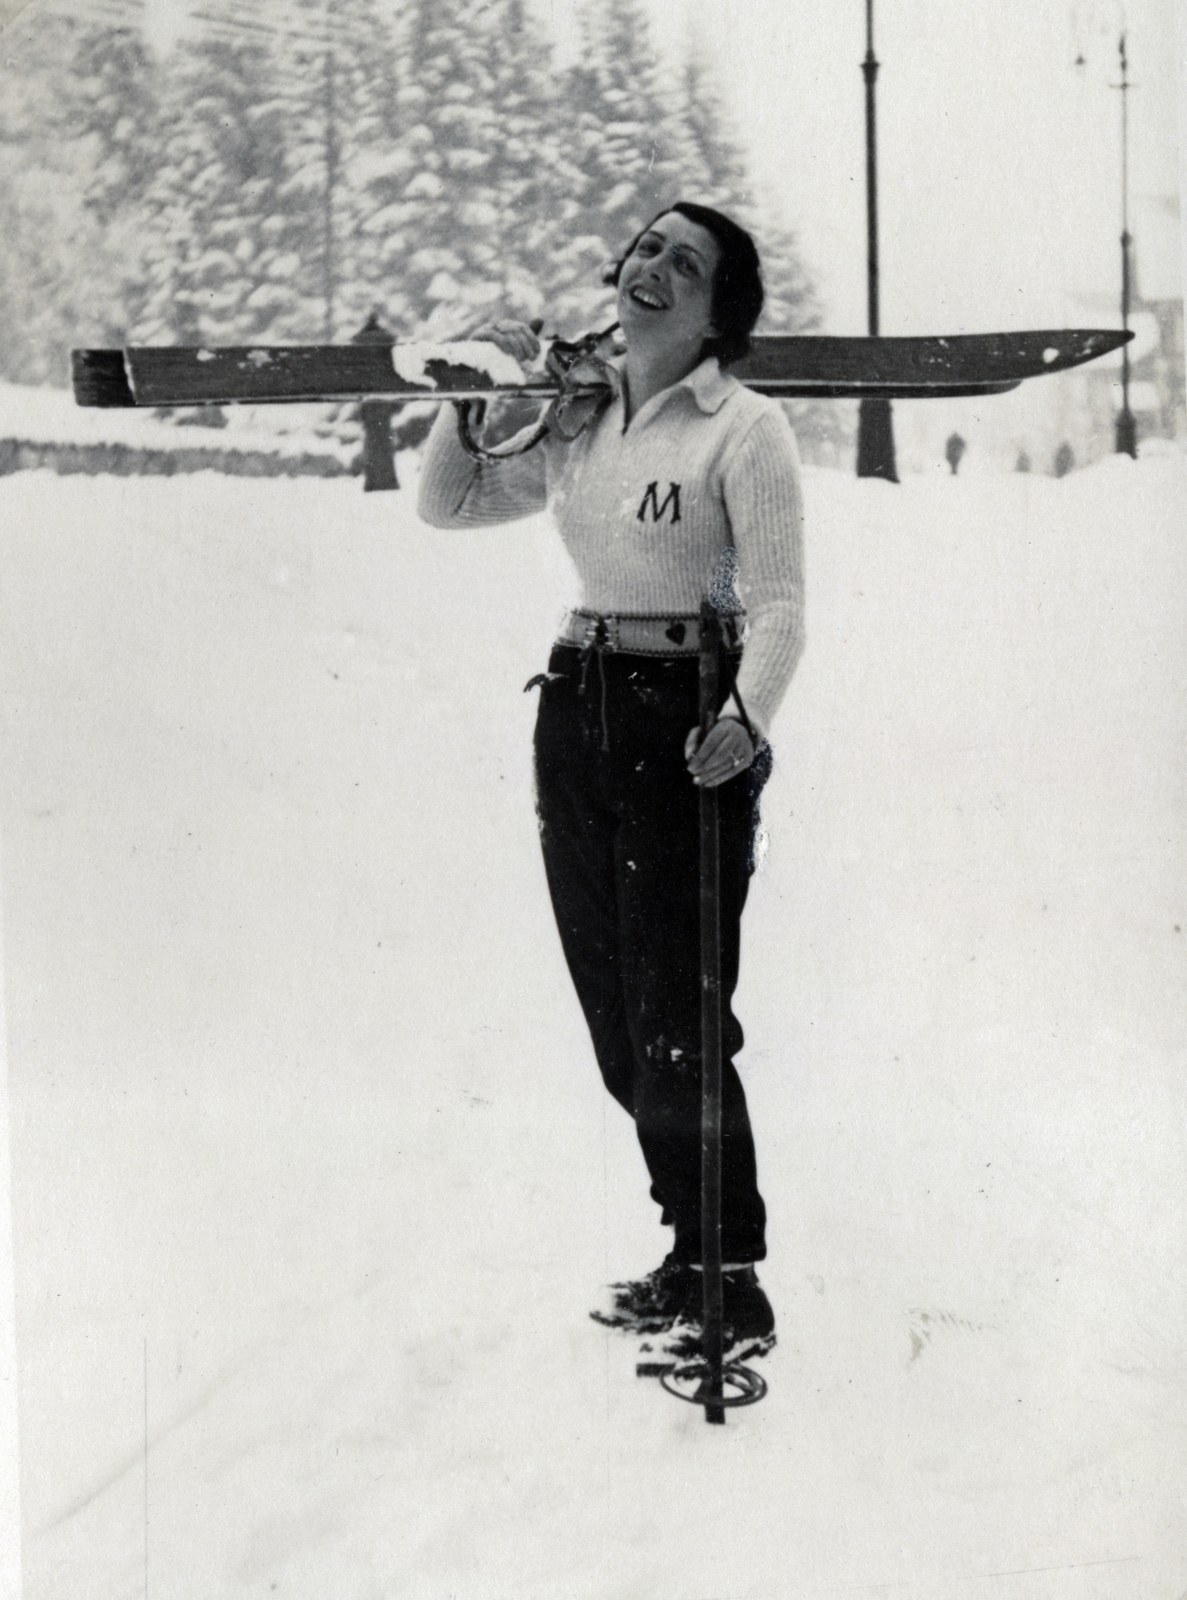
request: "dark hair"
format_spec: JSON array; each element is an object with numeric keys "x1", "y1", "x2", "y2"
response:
[{"x1": 603, "y1": 200, "x2": 764, "y2": 366}]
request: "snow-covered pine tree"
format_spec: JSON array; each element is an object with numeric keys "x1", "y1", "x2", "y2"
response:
[
  {"x1": 67, "y1": 17, "x2": 166, "y2": 350},
  {"x1": 70, "y1": 19, "x2": 160, "y2": 229},
  {"x1": 132, "y1": 30, "x2": 297, "y2": 345},
  {"x1": 476, "y1": 0, "x2": 591, "y2": 333},
  {"x1": 0, "y1": 5, "x2": 92, "y2": 159},
  {"x1": 322, "y1": 0, "x2": 404, "y2": 339},
  {"x1": 352, "y1": 0, "x2": 466, "y2": 338},
  {"x1": 677, "y1": 50, "x2": 750, "y2": 216},
  {"x1": 358, "y1": 0, "x2": 560, "y2": 340},
  {"x1": 557, "y1": 0, "x2": 706, "y2": 303},
  {"x1": 259, "y1": 0, "x2": 403, "y2": 341},
  {"x1": 344, "y1": 0, "x2": 441, "y2": 334},
  {"x1": 0, "y1": 7, "x2": 142, "y2": 381}
]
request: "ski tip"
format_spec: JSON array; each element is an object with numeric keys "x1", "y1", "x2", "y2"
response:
[
  {"x1": 71, "y1": 349, "x2": 136, "y2": 408},
  {"x1": 636, "y1": 1361, "x2": 677, "y2": 1378}
]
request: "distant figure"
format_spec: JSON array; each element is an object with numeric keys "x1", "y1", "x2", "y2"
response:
[
  {"x1": 944, "y1": 432, "x2": 966, "y2": 475},
  {"x1": 1015, "y1": 449, "x2": 1031, "y2": 473},
  {"x1": 1053, "y1": 441, "x2": 1075, "y2": 479}
]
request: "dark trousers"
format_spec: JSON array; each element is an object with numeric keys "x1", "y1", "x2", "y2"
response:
[{"x1": 533, "y1": 644, "x2": 768, "y2": 1264}]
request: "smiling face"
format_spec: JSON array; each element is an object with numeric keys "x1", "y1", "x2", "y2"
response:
[{"x1": 616, "y1": 211, "x2": 722, "y2": 369}]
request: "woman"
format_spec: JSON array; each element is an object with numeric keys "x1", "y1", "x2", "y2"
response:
[{"x1": 418, "y1": 202, "x2": 805, "y2": 1358}]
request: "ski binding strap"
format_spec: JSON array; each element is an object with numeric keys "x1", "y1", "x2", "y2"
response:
[{"x1": 455, "y1": 324, "x2": 622, "y2": 464}]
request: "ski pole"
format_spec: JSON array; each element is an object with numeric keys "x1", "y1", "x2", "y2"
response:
[
  {"x1": 644, "y1": 617, "x2": 768, "y2": 1414},
  {"x1": 697, "y1": 601, "x2": 726, "y2": 1425}
]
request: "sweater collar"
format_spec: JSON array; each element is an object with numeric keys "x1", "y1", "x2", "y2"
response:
[
  {"x1": 682, "y1": 356, "x2": 736, "y2": 413},
  {"x1": 609, "y1": 354, "x2": 736, "y2": 419}
]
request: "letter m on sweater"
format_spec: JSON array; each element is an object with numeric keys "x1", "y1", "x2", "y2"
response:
[{"x1": 637, "y1": 481, "x2": 682, "y2": 524}]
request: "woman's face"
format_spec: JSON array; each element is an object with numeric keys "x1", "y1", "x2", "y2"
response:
[{"x1": 616, "y1": 212, "x2": 721, "y2": 364}]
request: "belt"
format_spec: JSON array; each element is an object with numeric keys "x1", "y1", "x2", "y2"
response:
[{"x1": 555, "y1": 608, "x2": 745, "y2": 657}]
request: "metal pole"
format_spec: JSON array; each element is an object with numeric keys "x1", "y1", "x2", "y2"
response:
[
  {"x1": 698, "y1": 603, "x2": 725, "y2": 1426},
  {"x1": 323, "y1": 45, "x2": 337, "y2": 344},
  {"x1": 1114, "y1": 32, "x2": 1137, "y2": 457},
  {"x1": 857, "y1": 0, "x2": 898, "y2": 481},
  {"x1": 863, "y1": 0, "x2": 880, "y2": 339}
]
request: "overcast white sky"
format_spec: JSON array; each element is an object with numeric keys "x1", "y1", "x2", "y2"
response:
[{"x1": 548, "y1": 0, "x2": 1185, "y2": 334}]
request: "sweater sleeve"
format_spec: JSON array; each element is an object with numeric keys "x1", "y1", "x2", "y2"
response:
[
  {"x1": 721, "y1": 406, "x2": 806, "y2": 739},
  {"x1": 416, "y1": 401, "x2": 549, "y2": 528}
]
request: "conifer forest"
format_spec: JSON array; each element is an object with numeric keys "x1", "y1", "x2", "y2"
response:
[{"x1": 0, "y1": 0, "x2": 820, "y2": 389}]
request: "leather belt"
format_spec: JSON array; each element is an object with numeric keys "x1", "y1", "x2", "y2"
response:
[{"x1": 556, "y1": 608, "x2": 745, "y2": 657}]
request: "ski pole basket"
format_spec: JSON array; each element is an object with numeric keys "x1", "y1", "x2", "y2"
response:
[{"x1": 643, "y1": 1359, "x2": 768, "y2": 1410}]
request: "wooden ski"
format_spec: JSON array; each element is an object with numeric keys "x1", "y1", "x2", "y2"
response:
[{"x1": 72, "y1": 328, "x2": 1130, "y2": 409}]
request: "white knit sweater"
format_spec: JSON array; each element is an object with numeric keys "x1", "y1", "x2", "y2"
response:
[{"x1": 417, "y1": 355, "x2": 805, "y2": 736}]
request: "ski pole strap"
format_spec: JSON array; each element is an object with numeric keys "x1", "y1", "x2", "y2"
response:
[
  {"x1": 454, "y1": 399, "x2": 550, "y2": 464},
  {"x1": 700, "y1": 608, "x2": 759, "y2": 750},
  {"x1": 540, "y1": 324, "x2": 621, "y2": 442},
  {"x1": 717, "y1": 640, "x2": 759, "y2": 749}
]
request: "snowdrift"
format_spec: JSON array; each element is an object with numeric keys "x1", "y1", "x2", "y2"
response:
[{"x1": 0, "y1": 380, "x2": 356, "y2": 479}]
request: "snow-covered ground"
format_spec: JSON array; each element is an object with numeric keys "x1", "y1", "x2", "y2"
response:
[
  {"x1": 1, "y1": 449, "x2": 1184, "y2": 1600},
  {"x1": 0, "y1": 380, "x2": 356, "y2": 463}
]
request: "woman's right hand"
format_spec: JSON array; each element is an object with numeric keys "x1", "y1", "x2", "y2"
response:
[{"x1": 469, "y1": 319, "x2": 541, "y2": 368}]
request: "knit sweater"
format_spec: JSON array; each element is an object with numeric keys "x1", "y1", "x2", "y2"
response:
[{"x1": 417, "y1": 355, "x2": 806, "y2": 736}]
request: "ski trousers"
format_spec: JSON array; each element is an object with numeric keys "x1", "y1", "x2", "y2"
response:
[{"x1": 532, "y1": 642, "x2": 769, "y2": 1264}]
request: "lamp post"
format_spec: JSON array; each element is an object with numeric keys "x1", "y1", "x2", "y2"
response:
[
  {"x1": 856, "y1": 0, "x2": 898, "y2": 481},
  {"x1": 1113, "y1": 32, "x2": 1137, "y2": 458}
]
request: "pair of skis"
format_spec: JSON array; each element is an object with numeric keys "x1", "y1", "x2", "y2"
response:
[{"x1": 71, "y1": 327, "x2": 1129, "y2": 409}]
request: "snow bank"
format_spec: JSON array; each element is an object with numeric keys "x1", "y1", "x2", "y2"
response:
[
  {"x1": 0, "y1": 380, "x2": 357, "y2": 468},
  {"x1": 1, "y1": 453, "x2": 1184, "y2": 1600}
]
